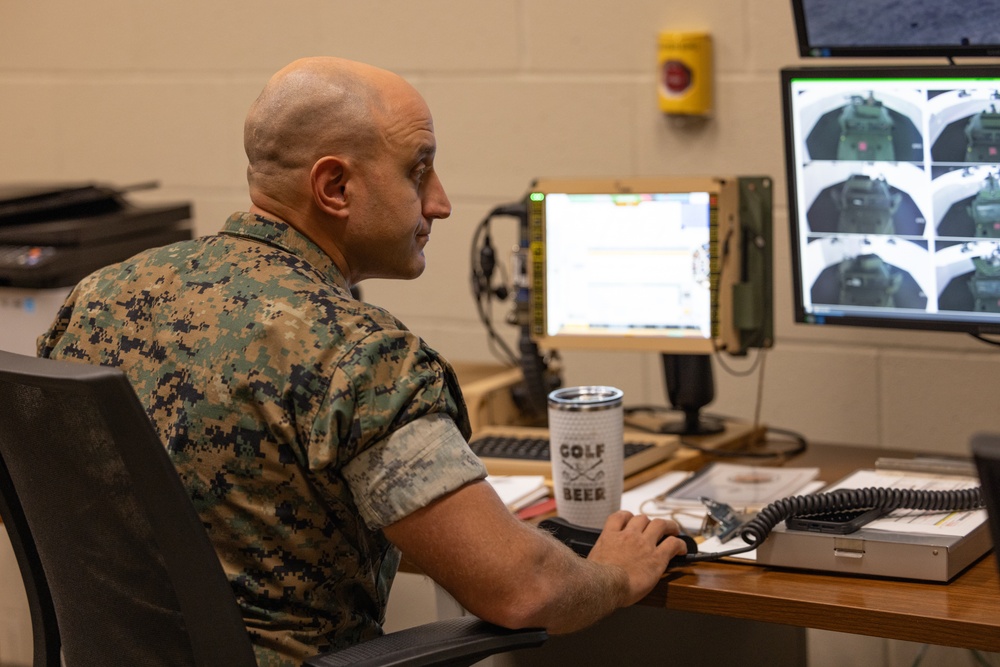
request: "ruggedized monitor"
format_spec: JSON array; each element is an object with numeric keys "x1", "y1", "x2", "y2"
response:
[
  {"x1": 525, "y1": 176, "x2": 773, "y2": 434},
  {"x1": 783, "y1": 65, "x2": 1000, "y2": 336}
]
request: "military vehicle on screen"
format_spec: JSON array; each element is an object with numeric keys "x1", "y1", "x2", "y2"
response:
[
  {"x1": 970, "y1": 247, "x2": 1000, "y2": 312},
  {"x1": 838, "y1": 92, "x2": 895, "y2": 161},
  {"x1": 839, "y1": 254, "x2": 903, "y2": 307},
  {"x1": 965, "y1": 104, "x2": 1000, "y2": 163},
  {"x1": 835, "y1": 174, "x2": 902, "y2": 235},
  {"x1": 968, "y1": 173, "x2": 1000, "y2": 237}
]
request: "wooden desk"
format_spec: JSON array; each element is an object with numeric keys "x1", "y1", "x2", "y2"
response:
[
  {"x1": 642, "y1": 443, "x2": 1000, "y2": 653},
  {"x1": 447, "y1": 365, "x2": 999, "y2": 651}
]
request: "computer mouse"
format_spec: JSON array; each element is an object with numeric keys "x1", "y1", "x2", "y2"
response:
[
  {"x1": 539, "y1": 516, "x2": 699, "y2": 567},
  {"x1": 669, "y1": 533, "x2": 699, "y2": 567}
]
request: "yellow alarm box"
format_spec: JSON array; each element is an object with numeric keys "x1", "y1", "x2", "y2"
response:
[{"x1": 658, "y1": 31, "x2": 713, "y2": 117}]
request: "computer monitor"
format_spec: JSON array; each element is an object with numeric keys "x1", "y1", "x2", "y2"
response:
[
  {"x1": 525, "y1": 177, "x2": 772, "y2": 434},
  {"x1": 782, "y1": 65, "x2": 1000, "y2": 337},
  {"x1": 791, "y1": 0, "x2": 1000, "y2": 58}
]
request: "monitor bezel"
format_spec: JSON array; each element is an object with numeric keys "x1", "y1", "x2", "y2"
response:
[
  {"x1": 525, "y1": 176, "x2": 742, "y2": 355},
  {"x1": 791, "y1": 0, "x2": 1000, "y2": 59},
  {"x1": 782, "y1": 64, "x2": 1000, "y2": 337}
]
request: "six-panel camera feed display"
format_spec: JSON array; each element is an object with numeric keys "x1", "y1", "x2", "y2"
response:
[{"x1": 784, "y1": 68, "x2": 1000, "y2": 332}]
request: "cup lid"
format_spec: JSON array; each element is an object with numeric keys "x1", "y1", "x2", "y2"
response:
[{"x1": 548, "y1": 386, "x2": 623, "y2": 410}]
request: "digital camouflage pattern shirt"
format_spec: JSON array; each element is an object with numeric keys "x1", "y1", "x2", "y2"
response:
[{"x1": 38, "y1": 212, "x2": 488, "y2": 666}]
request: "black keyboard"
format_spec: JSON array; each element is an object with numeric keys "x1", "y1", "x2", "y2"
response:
[
  {"x1": 468, "y1": 428, "x2": 678, "y2": 477},
  {"x1": 470, "y1": 435, "x2": 656, "y2": 461}
]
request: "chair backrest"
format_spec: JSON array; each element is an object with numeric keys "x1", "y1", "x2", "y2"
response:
[
  {"x1": 971, "y1": 432, "x2": 1000, "y2": 581},
  {"x1": 0, "y1": 350, "x2": 257, "y2": 667}
]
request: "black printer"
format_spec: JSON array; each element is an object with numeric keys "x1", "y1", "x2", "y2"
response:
[{"x1": 0, "y1": 182, "x2": 192, "y2": 288}]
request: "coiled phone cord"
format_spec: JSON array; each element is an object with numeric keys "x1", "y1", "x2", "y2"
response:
[{"x1": 740, "y1": 485, "x2": 984, "y2": 546}]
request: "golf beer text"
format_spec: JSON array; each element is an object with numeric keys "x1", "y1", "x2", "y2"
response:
[{"x1": 560, "y1": 442, "x2": 605, "y2": 501}]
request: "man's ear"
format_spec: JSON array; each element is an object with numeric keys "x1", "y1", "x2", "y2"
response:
[{"x1": 311, "y1": 156, "x2": 350, "y2": 218}]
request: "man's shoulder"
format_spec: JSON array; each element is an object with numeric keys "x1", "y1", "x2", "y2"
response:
[{"x1": 86, "y1": 234, "x2": 223, "y2": 279}]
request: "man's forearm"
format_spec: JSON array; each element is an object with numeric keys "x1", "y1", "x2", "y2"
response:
[
  {"x1": 514, "y1": 527, "x2": 632, "y2": 634},
  {"x1": 385, "y1": 481, "x2": 681, "y2": 636}
]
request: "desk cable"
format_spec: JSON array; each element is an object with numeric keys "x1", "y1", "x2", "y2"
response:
[{"x1": 623, "y1": 405, "x2": 809, "y2": 461}]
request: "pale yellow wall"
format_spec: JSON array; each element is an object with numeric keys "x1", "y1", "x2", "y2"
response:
[{"x1": 1, "y1": 0, "x2": 998, "y2": 454}]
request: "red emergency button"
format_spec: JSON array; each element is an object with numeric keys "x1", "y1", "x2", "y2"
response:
[{"x1": 663, "y1": 60, "x2": 692, "y2": 93}]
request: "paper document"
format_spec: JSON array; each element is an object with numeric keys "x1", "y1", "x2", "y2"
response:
[
  {"x1": 655, "y1": 462, "x2": 820, "y2": 512},
  {"x1": 486, "y1": 475, "x2": 549, "y2": 512},
  {"x1": 699, "y1": 534, "x2": 757, "y2": 561},
  {"x1": 825, "y1": 469, "x2": 987, "y2": 537},
  {"x1": 620, "y1": 464, "x2": 822, "y2": 535}
]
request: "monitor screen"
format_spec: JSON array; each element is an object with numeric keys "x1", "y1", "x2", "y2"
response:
[
  {"x1": 791, "y1": 0, "x2": 1000, "y2": 58},
  {"x1": 526, "y1": 177, "x2": 739, "y2": 354},
  {"x1": 782, "y1": 65, "x2": 1000, "y2": 336}
]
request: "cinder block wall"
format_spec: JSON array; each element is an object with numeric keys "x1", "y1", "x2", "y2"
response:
[
  {"x1": 2, "y1": 4, "x2": 998, "y2": 666},
  {"x1": 2, "y1": 2, "x2": 997, "y2": 450}
]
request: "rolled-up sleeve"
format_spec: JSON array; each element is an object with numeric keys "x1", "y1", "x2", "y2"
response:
[{"x1": 343, "y1": 412, "x2": 487, "y2": 530}]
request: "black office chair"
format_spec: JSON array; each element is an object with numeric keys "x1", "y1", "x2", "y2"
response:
[
  {"x1": 972, "y1": 432, "x2": 1000, "y2": 580},
  {"x1": 0, "y1": 350, "x2": 546, "y2": 667}
]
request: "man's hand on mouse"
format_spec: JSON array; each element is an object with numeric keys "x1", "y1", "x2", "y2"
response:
[{"x1": 585, "y1": 510, "x2": 688, "y2": 606}]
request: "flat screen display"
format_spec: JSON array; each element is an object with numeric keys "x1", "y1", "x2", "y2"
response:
[
  {"x1": 526, "y1": 178, "x2": 730, "y2": 354},
  {"x1": 792, "y1": 0, "x2": 1000, "y2": 58},
  {"x1": 783, "y1": 65, "x2": 1000, "y2": 335}
]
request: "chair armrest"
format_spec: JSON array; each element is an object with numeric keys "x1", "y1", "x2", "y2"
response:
[{"x1": 303, "y1": 615, "x2": 547, "y2": 667}]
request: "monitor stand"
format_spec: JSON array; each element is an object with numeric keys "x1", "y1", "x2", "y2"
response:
[{"x1": 658, "y1": 353, "x2": 724, "y2": 436}]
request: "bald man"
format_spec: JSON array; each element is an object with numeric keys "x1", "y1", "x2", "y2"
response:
[{"x1": 38, "y1": 57, "x2": 686, "y2": 667}]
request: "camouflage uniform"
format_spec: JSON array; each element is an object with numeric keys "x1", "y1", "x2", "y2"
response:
[{"x1": 38, "y1": 212, "x2": 488, "y2": 666}]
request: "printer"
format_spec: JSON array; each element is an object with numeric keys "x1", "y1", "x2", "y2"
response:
[{"x1": 0, "y1": 182, "x2": 193, "y2": 354}]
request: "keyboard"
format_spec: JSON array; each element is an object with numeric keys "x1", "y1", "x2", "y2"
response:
[{"x1": 469, "y1": 425, "x2": 679, "y2": 477}]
